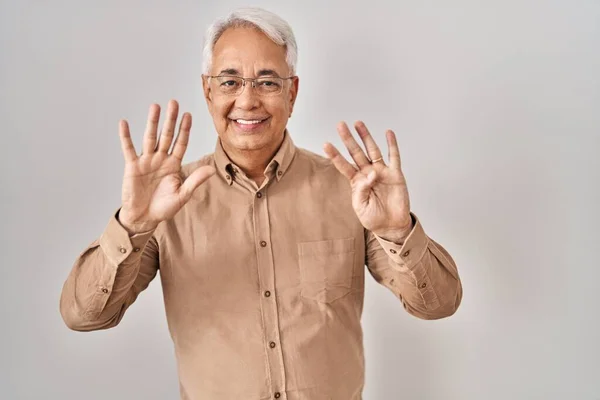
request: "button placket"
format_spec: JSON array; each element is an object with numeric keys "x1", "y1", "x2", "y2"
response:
[{"x1": 252, "y1": 182, "x2": 287, "y2": 395}]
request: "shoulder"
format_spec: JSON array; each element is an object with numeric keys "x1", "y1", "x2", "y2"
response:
[
  {"x1": 293, "y1": 146, "x2": 349, "y2": 189},
  {"x1": 295, "y1": 146, "x2": 351, "y2": 177},
  {"x1": 180, "y1": 153, "x2": 215, "y2": 179},
  {"x1": 295, "y1": 147, "x2": 337, "y2": 174}
]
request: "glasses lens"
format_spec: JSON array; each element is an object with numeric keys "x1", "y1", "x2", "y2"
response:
[
  {"x1": 216, "y1": 76, "x2": 243, "y2": 95},
  {"x1": 255, "y1": 77, "x2": 283, "y2": 95}
]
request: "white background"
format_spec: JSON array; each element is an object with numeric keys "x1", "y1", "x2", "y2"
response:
[{"x1": 1, "y1": 0, "x2": 599, "y2": 398}]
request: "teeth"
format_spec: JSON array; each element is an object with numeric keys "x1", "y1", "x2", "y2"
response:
[{"x1": 236, "y1": 119, "x2": 263, "y2": 125}]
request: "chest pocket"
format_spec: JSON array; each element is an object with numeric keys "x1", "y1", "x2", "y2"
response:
[{"x1": 298, "y1": 237, "x2": 355, "y2": 304}]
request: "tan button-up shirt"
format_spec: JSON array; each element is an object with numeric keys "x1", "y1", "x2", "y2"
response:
[{"x1": 60, "y1": 131, "x2": 462, "y2": 400}]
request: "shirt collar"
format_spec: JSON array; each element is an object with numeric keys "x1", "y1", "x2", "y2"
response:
[{"x1": 214, "y1": 130, "x2": 296, "y2": 186}]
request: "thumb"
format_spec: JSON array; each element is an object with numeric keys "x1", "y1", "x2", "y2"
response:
[
  {"x1": 178, "y1": 165, "x2": 216, "y2": 202},
  {"x1": 354, "y1": 170, "x2": 377, "y2": 206}
]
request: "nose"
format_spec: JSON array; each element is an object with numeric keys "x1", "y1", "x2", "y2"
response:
[{"x1": 234, "y1": 80, "x2": 261, "y2": 110}]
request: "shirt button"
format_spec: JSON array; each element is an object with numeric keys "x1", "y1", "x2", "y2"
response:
[
  {"x1": 260, "y1": 241, "x2": 267, "y2": 247},
  {"x1": 420, "y1": 282, "x2": 427, "y2": 289},
  {"x1": 256, "y1": 192, "x2": 263, "y2": 198},
  {"x1": 403, "y1": 250, "x2": 410, "y2": 257},
  {"x1": 269, "y1": 341, "x2": 276, "y2": 348},
  {"x1": 264, "y1": 290, "x2": 271, "y2": 297},
  {"x1": 133, "y1": 247, "x2": 140, "y2": 252},
  {"x1": 119, "y1": 247, "x2": 127, "y2": 254},
  {"x1": 389, "y1": 249, "x2": 397, "y2": 254},
  {"x1": 101, "y1": 288, "x2": 109, "y2": 294},
  {"x1": 274, "y1": 393, "x2": 281, "y2": 399}
]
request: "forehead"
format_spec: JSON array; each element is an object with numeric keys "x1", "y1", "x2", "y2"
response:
[{"x1": 211, "y1": 27, "x2": 289, "y2": 75}]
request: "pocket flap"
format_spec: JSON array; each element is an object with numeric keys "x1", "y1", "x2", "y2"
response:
[{"x1": 298, "y1": 237, "x2": 355, "y2": 257}]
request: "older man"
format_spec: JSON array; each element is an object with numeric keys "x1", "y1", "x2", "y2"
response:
[{"x1": 60, "y1": 6, "x2": 462, "y2": 400}]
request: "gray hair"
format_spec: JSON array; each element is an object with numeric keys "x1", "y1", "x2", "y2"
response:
[{"x1": 201, "y1": 7, "x2": 298, "y2": 75}]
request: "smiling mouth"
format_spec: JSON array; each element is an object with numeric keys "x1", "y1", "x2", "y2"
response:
[
  {"x1": 230, "y1": 117, "x2": 270, "y2": 125},
  {"x1": 229, "y1": 117, "x2": 271, "y2": 133}
]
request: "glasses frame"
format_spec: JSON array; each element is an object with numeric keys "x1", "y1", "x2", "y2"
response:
[{"x1": 206, "y1": 75, "x2": 296, "y2": 97}]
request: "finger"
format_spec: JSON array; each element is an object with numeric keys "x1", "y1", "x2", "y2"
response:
[
  {"x1": 354, "y1": 170, "x2": 378, "y2": 206},
  {"x1": 386, "y1": 129, "x2": 402, "y2": 170},
  {"x1": 142, "y1": 104, "x2": 160, "y2": 155},
  {"x1": 355, "y1": 121, "x2": 385, "y2": 165},
  {"x1": 337, "y1": 122, "x2": 371, "y2": 167},
  {"x1": 171, "y1": 112, "x2": 192, "y2": 160},
  {"x1": 118, "y1": 120, "x2": 138, "y2": 162},
  {"x1": 157, "y1": 99, "x2": 179, "y2": 153},
  {"x1": 323, "y1": 142, "x2": 359, "y2": 180},
  {"x1": 178, "y1": 165, "x2": 216, "y2": 202}
]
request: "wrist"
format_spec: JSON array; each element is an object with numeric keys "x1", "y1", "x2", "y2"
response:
[
  {"x1": 375, "y1": 217, "x2": 414, "y2": 244},
  {"x1": 376, "y1": 229, "x2": 411, "y2": 244},
  {"x1": 117, "y1": 209, "x2": 158, "y2": 235}
]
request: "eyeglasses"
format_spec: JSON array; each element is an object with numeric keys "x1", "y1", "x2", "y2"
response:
[{"x1": 206, "y1": 75, "x2": 295, "y2": 97}]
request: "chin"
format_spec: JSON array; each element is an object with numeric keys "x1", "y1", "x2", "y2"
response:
[{"x1": 224, "y1": 129, "x2": 272, "y2": 151}]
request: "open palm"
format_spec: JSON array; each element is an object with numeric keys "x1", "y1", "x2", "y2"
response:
[
  {"x1": 323, "y1": 121, "x2": 412, "y2": 238},
  {"x1": 118, "y1": 100, "x2": 215, "y2": 233}
]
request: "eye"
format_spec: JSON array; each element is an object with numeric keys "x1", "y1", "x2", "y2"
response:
[
  {"x1": 221, "y1": 80, "x2": 238, "y2": 87},
  {"x1": 258, "y1": 79, "x2": 282, "y2": 90}
]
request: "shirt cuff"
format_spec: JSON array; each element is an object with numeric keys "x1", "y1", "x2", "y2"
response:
[
  {"x1": 373, "y1": 212, "x2": 429, "y2": 271},
  {"x1": 99, "y1": 208, "x2": 157, "y2": 266}
]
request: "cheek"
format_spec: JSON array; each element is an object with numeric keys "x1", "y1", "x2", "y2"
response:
[
  {"x1": 213, "y1": 100, "x2": 232, "y2": 119},
  {"x1": 266, "y1": 99, "x2": 289, "y2": 119}
]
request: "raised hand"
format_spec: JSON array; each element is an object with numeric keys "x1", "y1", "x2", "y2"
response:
[
  {"x1": 323, "y1": 121, "x2": 413, "y2": 242},
  {"x1": 118, "y1": 100, "x2": 215, "y2": 234}
]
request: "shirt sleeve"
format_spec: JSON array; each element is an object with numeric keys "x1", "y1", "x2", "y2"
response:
[
  {"x1": 59, "y1": 208, "x2": 160, "y2": 331},
  {"x1": 365, "y1": 212, "x2": 463, "y2": 320}
]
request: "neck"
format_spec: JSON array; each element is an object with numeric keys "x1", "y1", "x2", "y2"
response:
[{"x1": 221, "y1": 134, "x2": 285, "y2": 182}]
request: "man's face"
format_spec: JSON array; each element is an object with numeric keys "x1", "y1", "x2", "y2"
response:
[{"x1": 203, "y1": 27, "x2": 299, "y2": 153}]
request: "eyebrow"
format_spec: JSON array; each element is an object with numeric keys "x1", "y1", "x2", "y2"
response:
[{"x1": 217, "y1": 68, "x2": 282, "y2": 78}]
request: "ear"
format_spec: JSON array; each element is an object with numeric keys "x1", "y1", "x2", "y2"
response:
[
  {"x1": 202, "y1": 75, "x2": 213, "y2": 107},
  {"x1": 288, "y1": 76, "x2": 299, "y2": 117}
]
